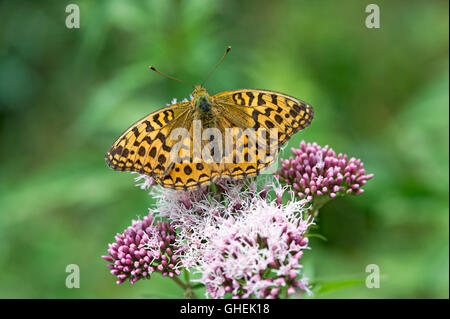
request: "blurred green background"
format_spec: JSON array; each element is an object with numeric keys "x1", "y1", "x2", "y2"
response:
[{"x1": 0, "y1": 0, "x2": 448, "y2": 298}]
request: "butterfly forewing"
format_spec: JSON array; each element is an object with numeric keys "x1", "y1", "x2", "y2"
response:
[
  {"x1": 214, "y1": 89, "x2": 314, "y2": 147},
  {"x1": 105, "y1": 102, "x2": 191, "y2": 176}
]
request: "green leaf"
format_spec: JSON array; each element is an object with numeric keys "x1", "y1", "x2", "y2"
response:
[
  {"x1": 311, "y1": 278, "x2": 366, "y2": 295},
  {"x1": 306, "y1": 233, "x2": 328, "y2": 241}
]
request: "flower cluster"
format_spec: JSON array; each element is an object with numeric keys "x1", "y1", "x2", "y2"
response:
[
  {"x1": 276, "y1": 141, "x2": 374, "y2": 208},
  {"x1": 102, "y1": 138, "x2": 374, "y2": 299},
  {"x1": 152, "y1": 179, "x2": 264, "y2": 268},
  {"x1": 151, "y1": 179, "x2": 313, "y2": 298},
  {"x1": 195, "y1": 190, "x2": 313, "y2": 298},
  {"x1": 102, "y1": 211, "x2": 181, "y2": 284}
]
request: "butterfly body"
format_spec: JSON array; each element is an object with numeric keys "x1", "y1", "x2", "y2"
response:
[
  {"x1": 106, "y1": 85, "x2": 313, "y2": 190},
  {"x1": 193, "y1": 85, "x2": 212, "y2": 111},
  {"x1": 192, "y1": 86, "x2": 216, "y2": 127},
  {"x1": 197, "y1": 96, "x2": 211, "y2": 113}
]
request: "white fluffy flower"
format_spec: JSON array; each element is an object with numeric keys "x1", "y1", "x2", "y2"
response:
[{"x1": 146, "y1": 178, "x2": 313, "y2": 298}]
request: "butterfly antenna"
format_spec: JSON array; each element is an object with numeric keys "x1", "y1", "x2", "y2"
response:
[
  {"x1": 201, "y1": 46, "x2": 231, "y2": 86},
  {"x1": 148, "y1": 66, "x2": 194, "y2": 87}
]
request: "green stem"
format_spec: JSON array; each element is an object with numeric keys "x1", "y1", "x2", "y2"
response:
[
  {"x1": 171, "y1": 272, "x2": 198, "y2": 299},
  {"x1": 308, "y1": 196, "x2": 332, "y2": 218},
  {"x1": 184, "y1": 268, "x2": 191, "y2": 283}
]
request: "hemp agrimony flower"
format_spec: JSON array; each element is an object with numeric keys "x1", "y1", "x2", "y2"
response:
[
  {"x1": 102, "y1": 139, "x2": 374, "y2": 299},
  {"x1": 194, "y1": 187, "x2": 313, "y2": 298},
  {"x1": 276, "y1": 141, "x2": 374, "y2": 215},
  {"x1": 102, "y1": 211, "x2": 181, "y2": 284},
  {"x1": 148, "y1": 179, "x2": 313, "y2": 298}
]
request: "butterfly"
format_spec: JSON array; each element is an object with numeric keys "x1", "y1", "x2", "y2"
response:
[{"x1": 105, "y1": 47, "x2": 314, "y2": 190}]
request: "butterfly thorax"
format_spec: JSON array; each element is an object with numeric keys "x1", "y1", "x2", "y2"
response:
[{"x1": 192, "y1": 85, "x2": 215, "y2": 126}]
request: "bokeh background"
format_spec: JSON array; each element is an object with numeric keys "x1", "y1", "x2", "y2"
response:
[{"x1": 0, "y1": 0, "x2": 448, "y2": 298}]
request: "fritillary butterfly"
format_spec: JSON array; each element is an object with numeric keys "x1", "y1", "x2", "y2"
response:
[{"x1": 105, "y1": 47, "x2": 314, "y2": 189}]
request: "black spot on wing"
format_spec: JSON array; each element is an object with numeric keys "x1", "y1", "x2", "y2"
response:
[
  {"x1": 274, "y1": 114, "x2": 283, "y2": 124},
  {"x1": 132, "y1": 127, "x2": 140, "y2": 138},
  {"x1": 233, "y1": 92, "x2": 244, "y2": 105},
  {"x1": 257, "y1": 93, "x2": 265, "y2": 106},
  {"x1": 149, "y1": 147, "x2": 157, "y2": 158},
  {"x1": 158, "y1": 154, "x2": 167, "y2": 164},
  {"x1": 246, "y1": 92, "x2": 255, "y2": 106},
  {"x1": 271, "y1": 94, "x2": 278, "y2": 105},
  {"x1": 184, "y1": 165, "x2": 192, "y2": 175},
  {"x1": 153, "y1": 114, "x2": 163, "y2": 127}
]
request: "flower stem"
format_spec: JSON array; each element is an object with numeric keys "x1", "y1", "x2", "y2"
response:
[
  {"x1": 309, "y1": 196, "x2": 332, "y2": 217},
  {"x1": 170, "y1": 272, "x2": 198, "y2": 299}
]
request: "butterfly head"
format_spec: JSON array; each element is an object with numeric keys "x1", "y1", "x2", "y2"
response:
[{"x1": 193, "y1": 85, "x2": 212, "y2": 113}]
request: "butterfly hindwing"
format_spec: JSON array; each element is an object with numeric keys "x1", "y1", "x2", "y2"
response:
[{"x1": 155, "y1": 121, "x2": 233, "y2": 189}]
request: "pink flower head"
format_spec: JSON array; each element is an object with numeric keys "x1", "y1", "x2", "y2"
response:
[
  {"x1": 276, "y1": 141, "x2": 374, "y2": 204},
  {"x1": 184, "y1": 182, "x2": 314, "y2": 299},
  {"x1": 126, "y1": 170, "x2": 316, "y2": 298},
  {"x1": 102, "y1": 211, "x2": 181, "y2": 284}
]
